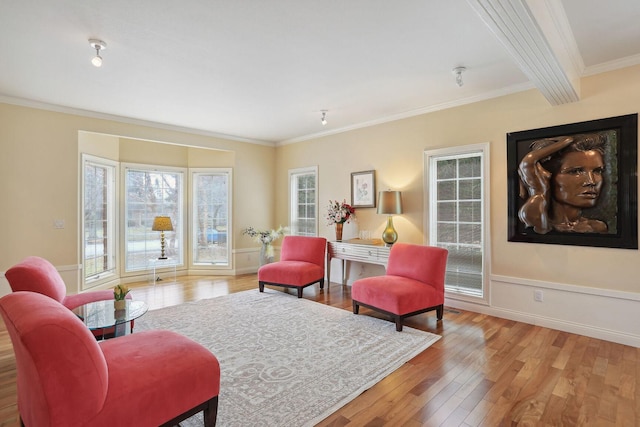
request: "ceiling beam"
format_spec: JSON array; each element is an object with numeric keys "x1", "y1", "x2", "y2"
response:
[{"x1": 466, "y1": 0, "x2": 580, "y2": 105}]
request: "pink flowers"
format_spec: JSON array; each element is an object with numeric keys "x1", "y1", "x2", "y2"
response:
[{"x1": 326, "y1": 199, "x2": 356, "y2": 225}]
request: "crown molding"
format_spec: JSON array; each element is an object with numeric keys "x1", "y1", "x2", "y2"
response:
[
  {"x1": 0, "y1": 94, "x2": 275, "y2": 147},
  {"x1": 278, "y1": 82, "x2": 534, "y2": 146}
]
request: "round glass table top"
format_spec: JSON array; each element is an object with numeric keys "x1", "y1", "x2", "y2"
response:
[{"x1": 72, "y1": 300, "x2": 148, "y2": 331}]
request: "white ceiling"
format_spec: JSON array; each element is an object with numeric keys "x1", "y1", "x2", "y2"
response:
[{"x1": 1, "y1": 0, "x2": 639, "y2": 144}]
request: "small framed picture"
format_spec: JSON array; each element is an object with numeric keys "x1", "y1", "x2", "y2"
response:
[{"x1": 351, "y1": 170, "x2": 376, "y2": 208}]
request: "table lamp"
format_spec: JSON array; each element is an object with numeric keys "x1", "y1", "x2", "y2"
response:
[
  {"x1": 377, "y1": 191, "x2": 403, "y2": 246},
  {"x1": 152, "y1": 216, "x2": 174, "y2": 259}
]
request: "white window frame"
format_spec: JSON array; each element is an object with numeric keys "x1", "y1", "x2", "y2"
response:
[
  {"x1": 289, "y1": 166, "x2": 318, "y2": 236},
  {"x1": 423, "y1": 143, "x2": 491, "y2": 305},
  {"x1": 189, "y1": 168, "x2": 233, "y2": 269},
  {"x1": 81, "y1": 154, "x2": 119, "y2": 290}
]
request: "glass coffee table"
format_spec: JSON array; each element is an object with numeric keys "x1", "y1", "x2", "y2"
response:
[{"x1": 72, "y1": 300, "x2": 149, "y2": 339}]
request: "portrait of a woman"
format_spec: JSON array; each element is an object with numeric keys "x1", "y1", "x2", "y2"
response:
[{"x1": 517, "y1": 133, "x2": 609, "y2": 234}]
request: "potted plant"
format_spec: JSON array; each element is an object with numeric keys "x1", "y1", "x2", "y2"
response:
[{"x1": 113, "y1": 284, "x2": 130, "y2": 310}]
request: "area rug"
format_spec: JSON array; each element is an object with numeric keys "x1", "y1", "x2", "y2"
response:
[{"x1": 134, "y1": 289, "x2": 440, "y2": 426}]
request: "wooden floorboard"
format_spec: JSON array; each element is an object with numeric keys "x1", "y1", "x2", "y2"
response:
[{"x1": 0, "y1": 274, "x2": 637, "y2": 426}]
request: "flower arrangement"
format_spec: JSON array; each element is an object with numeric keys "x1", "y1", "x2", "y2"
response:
[
  {"x1": 242, "y1": 226, "x2": 288, "y2": 260},
  {"x1": 326, "y1": 199, "x2": 356, "y2": 225},
  {"x1": 242, "y1": 226, "x2": 287, "y2": 245},
  {"x1": 113, "y1": 284, "x2": 130, "y2": 301}
]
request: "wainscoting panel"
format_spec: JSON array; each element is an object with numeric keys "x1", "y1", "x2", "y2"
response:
[{"x1": 446, "y1": 274, "x2": 640, "y2": 347}]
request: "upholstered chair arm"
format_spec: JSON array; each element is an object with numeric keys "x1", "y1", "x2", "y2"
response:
[
  {"x1": 0, "y1": 292, "x2": 109, "y2": 426},
  {"x1": 63, "y1": 289, "x2": 132, "y2": 311}
]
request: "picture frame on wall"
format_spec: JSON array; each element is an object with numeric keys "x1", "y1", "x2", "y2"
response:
[
  {"x1": 507, "y1": 113, "x2": 638, "y2": 249},
  {"x1": 351, "y1": 170, "x2": 376, "y2": 208}
]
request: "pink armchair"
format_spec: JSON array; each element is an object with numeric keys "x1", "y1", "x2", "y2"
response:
[
  {"x1": 5, "y1": 256, "x2": 132, "y2": 338},
  {"x1": 0, "y1": 291, "x2": 220, "y2": 427},
  {"x1": 258, "y1": 235, "x2": 327, "y2": 298},
  {"x1": 351, "y1": 243, "x2": 448, "y2": 331}
]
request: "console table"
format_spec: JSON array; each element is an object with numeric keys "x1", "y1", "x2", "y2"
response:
[{"x1": 326, "y1": 239, "x2": 390, "y2": 288}]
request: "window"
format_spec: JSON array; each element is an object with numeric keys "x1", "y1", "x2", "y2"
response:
[
  {"x1": 424, "y1": 144, "x2": 489, "y2": 302},
  {"x1": 191, "y1": 169, "x2": 232, "y2": 266},
  {"x1": 289, "y1": 167, "x2": 318, "y2": 236},
  {"x1": 82, "y1": 154, "x2": 118, "y2": 288},
  {"x1": 124, "y1": 164, "x2": 184, "y2": 272}
]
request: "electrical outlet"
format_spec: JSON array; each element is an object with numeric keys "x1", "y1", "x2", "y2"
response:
[
  {"x1": 534, "y1": 289, "x2": 544, "y2": 302},
  {"x1": 53, "y1": 219, "x2": 65, "y2": 229}
]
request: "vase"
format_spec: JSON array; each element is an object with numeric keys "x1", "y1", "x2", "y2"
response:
[
  {"x1": 260, "y1": 243, "x2": 274, "y2": 266},
  {"x1": 335, "y1": 223, "x2": 344, "y2": 241},
  {"x1": 114, "y1": 299, "x2": 126, "y2": 310}
]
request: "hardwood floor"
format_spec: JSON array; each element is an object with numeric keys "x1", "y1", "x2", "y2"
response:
[{"x1": 0, "y1": 275, "x2": 638, "y2": 426}]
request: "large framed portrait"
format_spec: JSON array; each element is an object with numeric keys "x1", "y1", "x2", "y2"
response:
[
  {"x1": 351, "y1": 170, "x2": 376, "y2": 208},
  {"x1": 507, "y1": 114, "x2": 638, "y2": 249}
]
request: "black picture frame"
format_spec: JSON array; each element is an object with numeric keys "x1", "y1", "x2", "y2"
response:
[
  {"x1": 507, "y1": 114, "x2": 638, "y2": 249},
  {"x1": 351, "y1": 170, "x2": 376, "y2": 208}
]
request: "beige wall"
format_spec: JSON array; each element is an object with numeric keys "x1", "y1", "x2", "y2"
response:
[
  {"x1": 0, "y1": 103, "x2": 276, "y2": 282},
  {"x1": 276, "y1": 65, "x2": 640, "y2": 295},
  {"x1": 1, "y1": 65, "x2": 639, "y2": 344}
]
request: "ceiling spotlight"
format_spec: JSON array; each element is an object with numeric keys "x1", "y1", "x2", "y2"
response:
[
  {"x1": 320, "y1": 110, "x2": 328, "y2": 126},
  {"x1": 89, "y1": 39, "x2": 107, "y2": 67},
  {"x1": 452, "y1": 66, "x2": 466, "y2": 87}
]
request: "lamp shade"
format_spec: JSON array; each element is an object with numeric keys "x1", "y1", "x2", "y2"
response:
[
  {"x1": 152, "y1": 216, "x2": 174, "y2": 232},
  {"x1": 377, "y1": 191, "x2": 403, "y2": 215}
]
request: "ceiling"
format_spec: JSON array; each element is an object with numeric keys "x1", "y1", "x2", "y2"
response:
[{"x1": 1, "y1": 0, "x2": 639, "y2": 144}]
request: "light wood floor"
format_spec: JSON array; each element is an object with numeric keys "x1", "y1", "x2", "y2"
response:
[{"x1": 0, "y1": 275, "x2": 638, "y2": 426}]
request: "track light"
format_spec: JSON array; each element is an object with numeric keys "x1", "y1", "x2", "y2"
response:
[
  {"x1": 452, "y1": 66, "x2": 466, "y2": 87},
  {"x1": 89, "y1": 39, "x2": 107, "y2": 67},
  {"x1": 320, "y1": 110, "x2": 328, "y2": 126}
]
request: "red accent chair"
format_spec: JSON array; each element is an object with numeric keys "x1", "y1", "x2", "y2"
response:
[
  {"x1": 0, "y1": 291, "x2": 220, "y2": 427},
  {"x1": 258, "y1": 235, "x2": 327, "y2": 298},
  {"x1": 351, "y1": 243, "x2": 448, "y2": 331},
  {"x1": 5, "y1": 256, "x2": 132, "y2": 338}
]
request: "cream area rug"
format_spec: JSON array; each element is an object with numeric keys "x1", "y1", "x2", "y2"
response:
[{"x1": 134, "y1": 289, "x2": 440, "y2": 426}]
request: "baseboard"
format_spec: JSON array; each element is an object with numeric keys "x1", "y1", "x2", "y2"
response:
[{"x1": 445, "y1": 275, "x2": 640, "y2": 348}]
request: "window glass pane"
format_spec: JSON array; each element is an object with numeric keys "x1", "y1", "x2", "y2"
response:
[
  {"x1": 459, "y1": 223, "x2": 482, "y2": 245},
  {"x1": 428, "y1": 150, "x2": 485, "y2": 298},
  {"x1": 437, "y1": 201, "x2": 457, "y2": 222},
  {"x1": 82, "y1": 156, "x2": 116, "y2": 287},
  {"x1": 437, "y1": 223, "x2": 457, "y2": 243},
  {"x1": 290, "y1": 168, "x2": 317, "y2": 236},
  {"x1": 458, "y1": 201, "x2": 481, "y2": 223},
  {"x1": 193, "y1": 171, "x2": 230, "y2": 266},
  {"x1": 459, "y1": 178, "x2": 481, "y2": 200},
  {"x1": 458, "y1": 156, "x2": 481, "y2": 178},
  {"x1": 125, "y1": 167, "x2": 183, "y2": 272},
  {"x1": 437, "y1": 159, "x2": 457, "y2": 179},
  {"x1": 437, "y1": 181, "x2": 457, "y2": 201}
]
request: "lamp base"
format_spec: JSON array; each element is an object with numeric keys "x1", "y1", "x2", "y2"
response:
[
  {"x1": 381, "y1": 216, "x2": 398, "y2": 246},
  {"x1": 157, "y1": 256, "x2": 168, "y2": 260}
]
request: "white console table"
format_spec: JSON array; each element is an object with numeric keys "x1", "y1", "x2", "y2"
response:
[{"x1": 326, "y1": 239, "x2": 390, "y2": 288}]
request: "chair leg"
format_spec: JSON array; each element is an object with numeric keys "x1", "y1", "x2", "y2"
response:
[
  {"x1": 203, "y1": 396, "x2": 219, "y2": 427},
  {"x1": 352, "y1": 301, "x2": 359, "y2": 314},
  {"x1": 319, "y1": 278, "x2": 324, "y2": 290},
  {"x1": 259, "y1": 282, "x2": 264, "y2": 293},
  {"x1": 297, "y1": 287, "x2": 303, "y2": 298},
  {"x1": 436, "y1": 304, "x2": 443, "y2": 320},
  {"x1": 395, "y1": 316, "x2": 403, "y2": 332}
]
